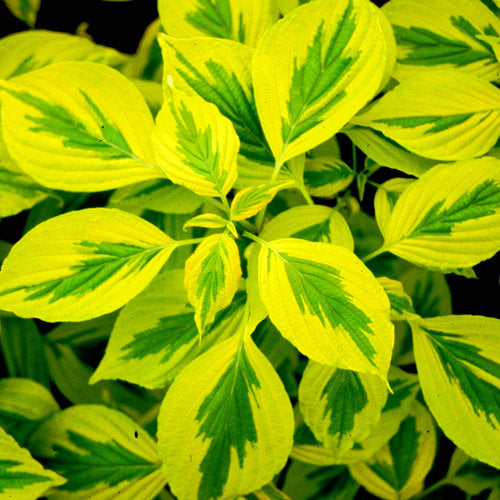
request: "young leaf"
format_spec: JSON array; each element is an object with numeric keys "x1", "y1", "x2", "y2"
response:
[
  {"x1": 0, "y1": 62, "x2": 162, "y2": 191},
  {"x1": 0, "y1": 208, "x2": 178, "y2": 322},
  {"x1": 158, "y1": 35, "x2": 274, "y2": 167},
  {"x1": 252, "y1": 0, "x2": 387, "y2": 164},
  {"x1": 304, "y1": 157, "x2": 354, "y2": 198},
  {"x1": 0, "y1": 30, "x2": 127, "y2": 80},
  {"x1": 0, "y1": 166, "x2": 61, "y2": 218},
  {"x1": 29, "y1": 404, "x2": 166, "y2": 499},
  {"x1": 157, "y1": 335, "x2": 294, "y2": 500},
  {"x1": 351, "y1": 71, "x2": 500, "y2": 161},
  {"x1": 382, "y1": 157, "x2": 500, "y2": 270},
  {"x1": 158, "y1": 0, "x2": 277, "y2": 48},
  {"x1": 183, "y1": 213, "x2": 236, "y2": 237},
  {"x1": 4, "y1": 0, "x2": 40, "y2": 27},
  {"x1": 244, "y1": 482, "x2": 292, "y2": 500},
  {"x1": 231, "y1": 181, "x2": 295, "y2": 221},
  {"x1": 91, "y1": 271, "x2": 246, "y2": 389},
  {"x1": 411, "y1": 315, "x2": 500, "y2": 468},
  {"x1": 185, "y1": 233, "x2": 242, "y2": 332},
  {"x1": 349, "y1": 401, "x2": 437, "y2": 500},
  {"x1": 0, "y1": 378, "x2": 59, "y2": 446},
  {"x1": 257, "y1": 238, "x2": 393, "y2": 376},
  {"x1": 383, "y1": 0, "x2": 500, "y2": 82},
  {"x1": 153, "y1": 86, "x2": 239, "y2": 197},
  {"x1": 377, "y1": 277, "x2": 415, "y2": 321},
  {"x1": 344, "y1": 126, "x2": 439, "y2": 177},
  {"x1": 298, "y1": 361, "x2": 388, "y2": 459},
  {"x1": 108, "y1": 179, "x2": 202, "y2": 215},
  {"x1": 260, "y1": 205, "x2": 354, "y2": 250},
  {"x1": 0, "y1": 427, "x2": 65, "y2": 498}
]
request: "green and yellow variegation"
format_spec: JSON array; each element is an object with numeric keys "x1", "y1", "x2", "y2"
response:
[
  {"x1": 257, "y1": 238, "x2": 393, "y2": 376},
  {"x1": 158, "y1": 0, "x2": 278, "y2": 48},
  {"x1": 299, "y1": 361, "x2": 388, "y2": 459},
  {"x1": 0, "y1": 427, "x2": 65, "y2": 499},
  {"x1": 383, "y1": 0, "x2": 500, "y2": 82},
  {"x1": 0, "y1": 62, "x2": 162, "y2": 191},
  {"x1": 411, "y1": 315, "x2": 500, "y2": 468},
  {"x1": 153, "y1": 86, "x2": 239, "y2": 198},
  {"x1": 377, "y1": 277, "x2": 415, "y2": 321},
  {"x1": 349, "y1": 401, "x2": 437, "y2": 500},
  {"x1": 157, "y1": 334, "x2": 294, "y2": 500},
  {"x1": 0, "y1": 208, "x2": 179, "y2": 322},
  {"x1": 29, "y1": 404, "x2": 166, "y2": 499},
  {"x1": 185, "y1": 232, "x2": 242, "y2": 333},
  {"x1": 381, "y1": 157, "x2": 500, "y2": 270},
  {"x1": 4, "y1": 0, "x2": 40, "y2": 27},
  {"x1": 351, "y1": 71, "x2": 500, "y2": 161},
  {"x1": 303, "y1": 157, "x2": 354, "y2": 198},
  {"x1": 252, "y1": 0, "x2": 387, "y2": 165}
]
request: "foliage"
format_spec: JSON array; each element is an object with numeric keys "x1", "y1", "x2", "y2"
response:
[{"x1": 0, "y1": 0, "x2": 499, "y2": 498}]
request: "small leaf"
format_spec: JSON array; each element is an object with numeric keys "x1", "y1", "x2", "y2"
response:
[
  {"x1": 252, "y1": 0, "x2": 387, "y2": 163},
  {"x1": 153, "y1": 87, "x2": 239, "y2": 197},
  {"x1": 349, "y1": 401, "x2": 437, "y2": 500},
  {"x1": 0, "y1": 62, "x2": 162, "y2": 191},
  {"x1": 183, "y1": 213, "x2": 234, "y2": 234},
  {"x1": 157, "y1": 335, "x2": 294, "y2": 500},
  {"x1": 158, "y1": 0, "x2": 278, "y2": 48},
  {"x1": 185, "y1": 233, "x2": 242, "y2": 332},
  {"x1": 257, "y1": 238, "x2": 393, "y2": 376},
  {"x1": 231, "y1": 181, "x2": 295, "y2": 221},
  {"x1": 383, "y1": 0, "x2": 500, "y2": 82},
  {"x1": 382, "y1": 157, "x2": 500, "y2": 270},
  {"x1": 0, "y1": 208, "x2": 178, "y2": 322},
  {"x1": 29, "y1": 404, "x2": 166, "y2": 499},
  {"x1": 304, "y1": 157, "x2": 354, "y2": 198},
  {"x1": 0, "y1": 427, "x2": 65, "y2": 498},
  {"x1": 351, "y1": 71, "x2": 500, "y2": 161},
  {"x1": 299, "y1": 361, "x2": 388, "y2": 459},
  {"x1": 4, "y1": 0, "x2": 41, "y2": 27},
  {"x1": 411, "y1": 315, "x2": 500, "y2": 468},
  {"x1": 377, "y1": 277, "x2": 415, "y2": 321}
]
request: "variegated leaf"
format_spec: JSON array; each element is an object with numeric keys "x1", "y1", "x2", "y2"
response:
[{"x1": 304, "y1": 157, "x2": 354, "y2": 198}]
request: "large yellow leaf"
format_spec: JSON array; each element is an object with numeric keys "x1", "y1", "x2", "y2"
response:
[
  {"x1": 351, "y1": 71, "x2": 500, "y2": 161},
  {"x1": 257, "y1": 238, "x2": 393, "y2": 376},
  {"x1": 0, "y1": 62, "x2": 163, "y2": 191},
  {"x1": 0, "y1": 208, "x2": 178, "y2": 322},
  {"x1": 381, "y1": 157, "x2": 500, "y2": 270},
  {"x1": 252, "y1": 0, "x2": 387, "y2": 165},
  {"x1": 157, "y1": 334, "x2": 294, "y2": 500}
]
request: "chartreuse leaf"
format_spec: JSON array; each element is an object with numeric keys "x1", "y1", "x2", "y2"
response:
[
  {"x1": 351, "y1": 71, "x2": 500, "y2": 161},
  {"x1": 243, "y1": 482, "x2": 291, "y2": 499},
  {"x1": 185, "y1": 233, "x2": 242, "y2": 333},
  {"x1": 260, "y1": 205, "x2": 354, "y2": 251},
  {"x1": 349, "y1": 401, "x2": 437, "y2": 500},
  {"x1": 252, "y1": 0, "x2": 387, "y2": 165},
  {"x1": 0, "y1": 378, "x2": 59, "y2": 446},
  {"x1": 157, "y1": 334, "x2": 294, "y2": 500},
  {"x1": 299, "y1": 361, "x2": 388, "y2": 459},
  {"x1": 231, "y1": 181, "x2": 295, "y2": 221},
  {"x1": 29, "y1": 404, "x2": 165, "y2": 499},
  {"x1": 411, "y1": 315, "x2": 500, "y2": 468},
  {"x1": 184, "y1": 214, "x2": 238, "y2": 238},
  {"x1": 108, "y1": 179, "x2": 202, "y2": 215},
  {"x1": 4, "y1": 0, "x2": 40, "y2": 27},
  {"x1": 153, "y1": 86, "x2": 238, "y2": 197},
  {"x1": 0, "y1": 427, "x2": 65, "y2": 498},
  {"x1": 158, "y1": 35, "x2": 274, "y2": 169},
  {"x1": 0, "y1": 166, "x2": 61, "y2": 218},
  {"x1": 304, "y1": 157, "x2": 354, "y2": 198},
  {"x1": 374, "y1": 178, "x2": 415, "y2": 238},
  {"x1": 0, "y1": 30, "x2": 127, "y2": 80},
  {"x1": 257, "y1": 238, "x2": 393, "y2": 376},
  {"x1": 0, "y1": 208, "x2": 179, "y2": 322},
  {"x1": 377, "y1": 277, "x2": 415, "y2": 321},
  {"x1": 344, "y1": 126, "x2": 439, "y2": 178},
  {"x1": 158, "y1": 0, "x2": 277, "y2": 48},
  {"x1": 381, "y1": 157, "x2": 500, "y2": 270},
  {"x1": 382, "y1": 0, "x2": 500, "y2": 82},
  {"x1": 0, "y1": 62, "x2": 162, "y2": 191},
  {"x1": 340, "y1": 366, "x2": 420, "y2": 464},
  {"x1": 91, "y1": 270, "x2": 247, "y2": 389},
  {"x1": 446, "y1": 448, "x2": 500, "y2": 495}
]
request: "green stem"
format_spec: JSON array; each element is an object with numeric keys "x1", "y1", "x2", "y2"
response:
[
  {"x1": 413, "y1": 478, "x2": 449, "y2": 499},
  {"x1": 361, "y1": 246, "x2": 388, "y2": 263},
  {"x1": 201, "y1": 196, "x2": 226, "y2": 213},
  {"x1": 255, "y1": 157, "x2": 285, "y2": 232},
  {"x1": 352, "y1": 142, "x2": 358, "y2": 173},
  {"x1": 175, "y1": 237, "x2": 205, "y2": 247},
  {"x1": 242, "y1": 230, "x2": 266, "y2": 246},
  {"x1": 296, "y1": 181, "x2": 314, "y2": 205}
]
